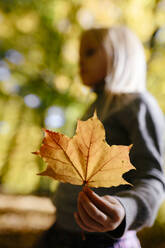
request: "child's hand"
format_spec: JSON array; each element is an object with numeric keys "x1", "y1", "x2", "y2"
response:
[{"x1": 74, "y1": 187, "x2": 125, "y2": 233}]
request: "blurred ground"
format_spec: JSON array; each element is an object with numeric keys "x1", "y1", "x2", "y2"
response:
[
  {"x1": 0, "y1": 193, "x2": 165, "y2": 248},
  {"x1": 0, "y1": 194, "x2": 56, "y2": 248}
]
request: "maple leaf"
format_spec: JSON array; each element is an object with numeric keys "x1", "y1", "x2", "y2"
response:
[{"x1": 33, "y1": 112, "x2": 135, "y2": 188}]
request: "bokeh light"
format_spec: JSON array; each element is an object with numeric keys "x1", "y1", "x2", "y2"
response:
[
  {"x1": 6, "y1": 49, "x2": 24, "y2": 65},
  {"x1": 45, "y1": 106, "x2": 65, "y2": 129},
  {"x1": 15, "y1": 12, "x2": 39, "y2": 33},
  {"x1": 155, "y1": 27, "x2": 165, "y2": 44},
  {"x1": 0, "y1": 121, "x2": 10, "y2": 135},
  {"x1": 57, "y1": 18, "x2": 71, "y2": 33},
  {"x1": 77, "y1": 8, "x2": 94, "y2": 29},
  {"x1": 0, "y1": 61, "x2": 10, "y2": 81},
  {"x1": 24, "y1": 94, "x2": 41, "y2": 108}
]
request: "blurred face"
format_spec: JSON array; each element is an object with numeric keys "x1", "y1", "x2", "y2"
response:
[{"x1": 79, "y1": 32, "x2": 107, "y2": 87}]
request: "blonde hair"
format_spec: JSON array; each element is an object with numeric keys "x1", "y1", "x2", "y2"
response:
[
  {"x1": 81, "y1": 26, "x2": 147, "y2": 120},
  {"x1": 84, "y1": 26, "x2": 146, "y2": 93},
  {"x1": 104, "y1": 26, "x2": 146, "y2": 93}
]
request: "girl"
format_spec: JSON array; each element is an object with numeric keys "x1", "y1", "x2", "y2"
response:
[{"x1": 37, "y1": 26, "x2": 165, "y2": 248}]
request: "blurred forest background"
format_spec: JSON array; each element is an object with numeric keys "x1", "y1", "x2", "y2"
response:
[{"x1": 0, "y1": 0, "x2": 165, "y2": 247}]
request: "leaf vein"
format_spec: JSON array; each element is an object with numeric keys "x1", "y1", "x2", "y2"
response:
[
  {"x1": 87, "y1": 150, "x2": 123, "y2": 182},
  {"x1": 47, "y1": 132, "x2": 84, "y2": 181}
]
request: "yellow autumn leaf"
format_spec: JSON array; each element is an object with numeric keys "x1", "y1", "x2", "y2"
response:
[{"x1": 33, "y1": 112, "x2": 135, "y2": 188}]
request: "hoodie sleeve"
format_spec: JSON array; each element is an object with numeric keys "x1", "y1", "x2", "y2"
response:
[{"x1": 108, "y1": 93, "x2": 165, "y2": 238}]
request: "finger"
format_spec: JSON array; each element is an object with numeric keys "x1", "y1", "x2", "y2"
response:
[
  {"x1": 79, "y1": 191, "x2": 108, "y2": 226},
  {"x1": 83, "y1": 187, "x2": 116, "y2": 217},
  {"x1": 78, "y1": 196, "x2": 104, "y2": 232},
  {"x1": 74, "y1": 212, "x2": 96, "y2": 232},
  {"x1": 103, "y1": 195, "x2": 125, "y2": 222},
  {"x1": 103, "y1": 195, "x2": 119, "y2": 205}
]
